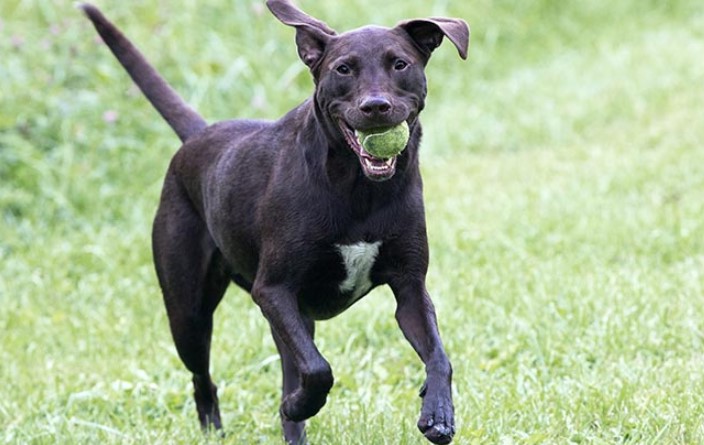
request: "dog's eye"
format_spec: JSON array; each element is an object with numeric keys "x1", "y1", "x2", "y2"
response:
[
  {"x1": 393, "y1": 60, "x2": 408, "y2": 71},
  {"x1": 335, "y1": 64, "x2": 351, "y2": 75}
]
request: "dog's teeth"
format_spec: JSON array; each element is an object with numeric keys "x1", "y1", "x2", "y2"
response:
[{"x1": 362, "y1": 158, "x2": 393, "y2": 172}]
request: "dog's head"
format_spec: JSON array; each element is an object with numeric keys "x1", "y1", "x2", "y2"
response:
[{"x1": 267, "y1": 0, "x2": 469, "y2": 182}]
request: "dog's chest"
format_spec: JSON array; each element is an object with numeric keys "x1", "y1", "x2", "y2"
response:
[{"x1": 335, "y1": 241, "x2": 382, "y2": 299}]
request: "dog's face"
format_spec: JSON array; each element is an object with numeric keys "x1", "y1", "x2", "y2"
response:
[
  {"x1": 314, "y1": 27, "x2": 429, "y2": 181},
  {"x1": 266, "y1": 0, "x2": 469, "y2": 181}
]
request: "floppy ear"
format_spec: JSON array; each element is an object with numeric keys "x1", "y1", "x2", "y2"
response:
[
  {"x1": 396, "y1": 17, "x2": 469, "y2": 61},
  {"x1": 266, "y1": 0, "x2": 337, "y2": 69}
]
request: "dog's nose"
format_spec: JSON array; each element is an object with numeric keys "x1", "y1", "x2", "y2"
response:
[{"x1": 359, "y1": 96, "x2": 392, "y2": 115}]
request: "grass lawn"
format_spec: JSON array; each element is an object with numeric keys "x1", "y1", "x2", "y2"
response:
[{"x1": 2, "y1": 0, "x2": 704, "y2": 443}]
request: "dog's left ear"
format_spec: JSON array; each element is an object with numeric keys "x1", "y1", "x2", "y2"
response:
[
  {"x1": 266, "y1": 0, "x2": 337, "y2": 69},
  {"x1": 396, "y1": 17, "x2": 469, "y2": 61}
]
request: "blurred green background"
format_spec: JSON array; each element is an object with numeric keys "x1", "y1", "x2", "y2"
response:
[{"x1": 2, "y1": 0, "x2": 704, "y2": 443}]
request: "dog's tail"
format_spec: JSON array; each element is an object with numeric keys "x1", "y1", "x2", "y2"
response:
[{"x1": 79, "y1": 3, "x2": 207, "y2": 142}]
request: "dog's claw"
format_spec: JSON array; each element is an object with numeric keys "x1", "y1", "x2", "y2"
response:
[
  {"x1": 419, "y1": 415, "x2": 455, "y2": 445},
  {"x1": 417, "y1": 387, "x2": 455, "y2": 445},
  {"x1": 419, "y1": 382, "x2": 428, "y2": 397},
  {"x1": 423, "y1": 424, "x2": 455, "y2": 445}
]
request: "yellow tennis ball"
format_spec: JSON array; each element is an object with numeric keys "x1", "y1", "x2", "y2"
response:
[{"x1": 357, "y1": 121, "x2": 409, "y2": 158}]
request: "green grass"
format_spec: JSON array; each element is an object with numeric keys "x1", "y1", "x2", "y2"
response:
[{"x1": 2, "y1": 0, "x2": 704, "y2": 443}]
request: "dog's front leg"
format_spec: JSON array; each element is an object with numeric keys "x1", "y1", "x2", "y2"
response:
[
  {"x1": 252, "y1": 283, "x2": 333, "y2": 425},
  {"x1": 271, "y1": 319, "x2": 314, "y2": 445},
  {"x1": 391, "y1": 279, "x2": 455, "y2": 445}
]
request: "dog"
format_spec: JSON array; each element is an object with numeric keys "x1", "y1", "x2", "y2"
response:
[{"x1": 81, "y1": 2, "x2": 468, "y2": 444}]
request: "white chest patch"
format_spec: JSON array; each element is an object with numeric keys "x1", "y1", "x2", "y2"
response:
[{"x1": 336, "y1": 241, "x2": 382, "y2": 299}]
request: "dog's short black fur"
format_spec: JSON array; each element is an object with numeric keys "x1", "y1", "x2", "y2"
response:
[{"x1": 81, "y1": 2, "x2": 468, "y2": 444}]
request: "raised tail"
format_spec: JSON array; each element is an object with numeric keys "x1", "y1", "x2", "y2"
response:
[{"x1": 79, "y1": 3, "x2": 207, "y2": 142}]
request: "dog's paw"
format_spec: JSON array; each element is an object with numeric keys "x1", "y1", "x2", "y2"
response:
[
  {"x1": 281, "y1": 388, "x2": 329, "y2": 422},
  {"x1": 417, "y1": 386, "x2": 455, "y2": 445}
]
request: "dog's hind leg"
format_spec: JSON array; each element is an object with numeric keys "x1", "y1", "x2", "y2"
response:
[
  {"x1": 271, "y1": 319, "x2": 314, "y2": 445},
  {"x1": 152, "y1": 176, "x2": 230, "y2": 431}
]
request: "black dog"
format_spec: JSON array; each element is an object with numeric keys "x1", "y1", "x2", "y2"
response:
[{"x1": 81, "y1": 2, "x2": 468, "y2": 444}]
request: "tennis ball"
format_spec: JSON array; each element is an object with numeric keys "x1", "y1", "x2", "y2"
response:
[{"x1": 357, "y1": 121, "x2": 409, "y2": 158}]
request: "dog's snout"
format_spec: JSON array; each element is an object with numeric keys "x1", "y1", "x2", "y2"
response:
[{"x1": 359, "y1": 96, "x2": 392, "y2": 116}]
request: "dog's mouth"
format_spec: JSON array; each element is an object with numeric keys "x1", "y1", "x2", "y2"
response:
[{"x1": 338, "y1": 120, "x2": 399, "y2": 182}]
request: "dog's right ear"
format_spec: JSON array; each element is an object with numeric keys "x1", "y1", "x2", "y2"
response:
[{"x1": 266, "y1": 0, "x2": 337, "y2": 69}]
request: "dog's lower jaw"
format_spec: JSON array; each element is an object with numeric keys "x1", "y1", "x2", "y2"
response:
[
  {"x1": 337, "y1": 119, "x2": 399, "y2": 181},
  {"x1": 361, "y1": 156, "x2": 398, "y2": 182}
]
